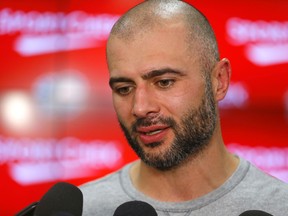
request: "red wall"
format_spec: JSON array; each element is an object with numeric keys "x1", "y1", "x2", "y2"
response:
[{"x1": 0, "y1": 0, "x2": 287, "y2": 214}]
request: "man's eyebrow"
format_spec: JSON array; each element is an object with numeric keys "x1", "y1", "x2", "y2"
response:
[
  {"x1": 109, "y1": 77, "x2": 134, "y2": 88},
  {"x1": 109, "y1": 68, "x2": 184, "y2": 88},
  {"x1": 142, "y1": 68, "x2": 185, "y2": 80}
]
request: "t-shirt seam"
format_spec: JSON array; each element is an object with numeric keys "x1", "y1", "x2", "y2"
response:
[
  {"x1": 119, "y1": 165, "x2": 138, "y2": 200},
  {"x1": 119, "y1": 158, "x2": 251, "y2": 213}
]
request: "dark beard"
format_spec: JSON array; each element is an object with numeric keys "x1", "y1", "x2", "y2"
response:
[{"x1": 119, "y1": 75, "x2": 217, "y2": 171}]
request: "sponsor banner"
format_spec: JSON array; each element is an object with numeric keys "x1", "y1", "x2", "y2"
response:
[
  {"x1": 226, "y1": 18, "x2": 288, "y2": 66},
  {"x1": 0, "y1": 8, "x2": 119, "y2": 56},
  {"x1": 0, "y1": 135, "x2": 123, "y2": 185}
]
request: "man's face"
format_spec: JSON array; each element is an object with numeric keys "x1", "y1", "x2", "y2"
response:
[{"x1": 107, "y1": 22, "x2": 217, "y2": 170}]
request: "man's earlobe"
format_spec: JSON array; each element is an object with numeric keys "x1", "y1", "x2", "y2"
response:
[{"x1": 213, "y1": 58, "x2": 231, "y2": 101}]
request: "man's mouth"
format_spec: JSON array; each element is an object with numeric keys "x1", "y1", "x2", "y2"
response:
[
  {"x1": 137, "y1": 125, "x2": 170, "y2": 145},
  {"x1": 143, "y1": 129, "x2": 163, "y2": 136}
]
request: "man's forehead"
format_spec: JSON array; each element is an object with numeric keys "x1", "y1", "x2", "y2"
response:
[{"x1": 108, "y1": 18, "x2": 188, "y2": 50}]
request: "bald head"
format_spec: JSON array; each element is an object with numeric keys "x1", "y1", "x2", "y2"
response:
[{"x1": 107, "y1": 0, "x2": 219, "y2": 74}]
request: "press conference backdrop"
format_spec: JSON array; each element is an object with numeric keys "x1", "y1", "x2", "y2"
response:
[{"x1": 0, "y1": 0, "x2": 287, "y2": 214}]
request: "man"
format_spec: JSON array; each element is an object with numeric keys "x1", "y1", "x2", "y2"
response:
[{"x1": 80, "y1": 0, "x2": 288, "y2": 215}]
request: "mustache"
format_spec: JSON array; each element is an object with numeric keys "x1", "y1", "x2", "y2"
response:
[{"x1": 131, "y1": 116, "x2": 176, "y2": 133}]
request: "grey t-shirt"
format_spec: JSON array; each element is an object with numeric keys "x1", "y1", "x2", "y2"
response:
[{"x1": 80, "y1": 157, "x2": 288, "y2": 216}]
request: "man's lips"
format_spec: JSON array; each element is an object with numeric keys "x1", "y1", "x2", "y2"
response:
[{"x1": 136, "y1": 125, "x2": 170, "y2": 145}]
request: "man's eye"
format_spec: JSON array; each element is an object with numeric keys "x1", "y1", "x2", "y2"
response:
[
  {"x1": 116, "y1": 86, "x2": 133, "y2": 95},
  {"x1": 157, "y1": 79, "x2": 175, "y2": 88}
]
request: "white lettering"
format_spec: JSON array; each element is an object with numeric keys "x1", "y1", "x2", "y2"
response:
[
  {"x1": 0, "y1": 8, "x2": 119, "y2": 36},
  {"x1": 0, "y1": 135, "x2": 122, "y2": 166},
  {"x1": 0, "y1": 135, "x2": 123, "y2": 185},
  {"x1": 227, "y1": 18, "x2": 288, "y2": 45}
]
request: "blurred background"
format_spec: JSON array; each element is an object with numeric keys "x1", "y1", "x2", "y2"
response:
[{"x1": 0, "y1": 0, "x2": 287, "y2": 214}]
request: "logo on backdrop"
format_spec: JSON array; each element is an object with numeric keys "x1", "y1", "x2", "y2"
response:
[
  {"x1": 226, "y1": 17, "x2": 288, "y2": 66},
  {"x1": 0, "y1": 135, "x2": 123, "y2": 185},
  {"x1": 0, "y1": 8, "x2": 120, "y2": 56}
]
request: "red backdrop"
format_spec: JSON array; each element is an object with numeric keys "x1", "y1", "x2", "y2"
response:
[{"x1": 0, "y1": 0, "x2": 287, "y2": 215}]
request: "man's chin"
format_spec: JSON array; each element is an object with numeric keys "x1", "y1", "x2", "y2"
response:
[
  {"x1": 142, "y1": 141, "x2": 162, "y2": 148},
  {"x1": 142, "y1": 158, "x2": 179, "y2": 171}
]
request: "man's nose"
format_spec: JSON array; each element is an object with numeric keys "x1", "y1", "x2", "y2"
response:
[{"x1": 132, "y1": 87, "x2": 160, "y2": 118}]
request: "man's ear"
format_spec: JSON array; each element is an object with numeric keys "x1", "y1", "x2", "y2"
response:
[{"x1": 212, "y1": 58, "x2": 231, "y2": 102}]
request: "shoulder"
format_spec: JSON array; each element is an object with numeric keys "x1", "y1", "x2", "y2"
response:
[
  {"x1": 233, "y1": 160, "x2": 288, "y2": 215},
  {"x1": 205, "y1": 158, "x2": 288, "y2": 215},
  {"x1": 245, "y1": 163, "x2": 288, "y2": 191},
  {"x1": 234, "y1": 159, "x2": 288, "y2": 198}
]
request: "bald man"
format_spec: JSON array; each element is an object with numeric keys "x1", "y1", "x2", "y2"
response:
[{"x1": 80, "y1": 1, "x2": 288, "y2": 215}]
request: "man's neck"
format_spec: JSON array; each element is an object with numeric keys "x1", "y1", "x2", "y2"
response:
[{"x1": 129, "y1": 142, "x2": 239, "y2": 202}]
